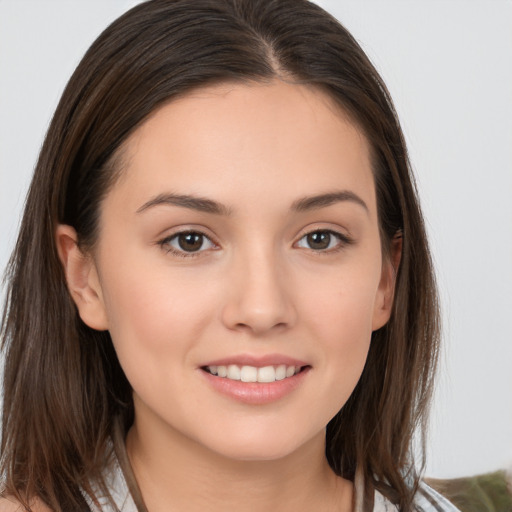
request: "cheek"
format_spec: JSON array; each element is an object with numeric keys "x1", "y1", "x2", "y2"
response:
[
  {"x1": 98, "y1": 255, "x2": 219, "y2": 374},
  {"x1": 298, "y1": 258, "x2": 380, "y2": 392},
  {"x1": 302, "y1": 259, "x2": 381, "y2": 341},
  {"x1": 316, "y1": 289, "x2": 374, "y2": 382},
  {"x1": 98, "y1": 264, "x2": 223, "y2": 427}
]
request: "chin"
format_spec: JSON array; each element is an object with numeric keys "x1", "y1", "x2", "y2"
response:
[
  {"x1": 215, "y1": 444, "x2": 298, "y2": 463},
  {"x1": 200, "y1": 428, "x2": 322, "y2": 464}
]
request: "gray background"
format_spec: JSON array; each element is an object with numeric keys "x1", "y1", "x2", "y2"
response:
[{"x1": 1, "y1": 0, "x2": 511, "y2": 478}]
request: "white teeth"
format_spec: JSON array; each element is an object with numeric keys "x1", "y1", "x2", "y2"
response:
[
  {"x1": 227, "y1": 365, "x2": 241, "y2": 380},
  {"x1": 275, "y1": 365, "x2": 286, "y2": 380},
  {"x1": 257, "y1": 366, "x2": 276, "y2": 383},
  {"x1": 240, "y1": 366, "x2": 258, "y2": 382},
  {"x1": 207, "y1": 364, "x2": 302, "y2": 382}
]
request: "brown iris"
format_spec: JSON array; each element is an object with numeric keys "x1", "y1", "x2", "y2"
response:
[
  {"x1": 178, "y1": 232, "x2": 204, "y2": 252},
  {"x1": 306, "y1": 231, "x2": 332, "y2": 250}
]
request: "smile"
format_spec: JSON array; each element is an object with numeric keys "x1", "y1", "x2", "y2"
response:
[
  {"x1": 200, "y1": 361, "x2": 310, "y2": 405},
  {"x1": 204, "y1": 364, "x2": 302, "y2": 383}
]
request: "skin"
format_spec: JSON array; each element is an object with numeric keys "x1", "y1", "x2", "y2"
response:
[
  {"x1": 0, "y1": 498, "x2": 49, "y2": 512},
  {"x1": 51, "y1": 80, "x2": 399, "y2": 512}
]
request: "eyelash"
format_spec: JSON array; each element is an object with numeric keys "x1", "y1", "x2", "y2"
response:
[{"x1": 158, "y1": 229, "x2": 353, "y2": 258}]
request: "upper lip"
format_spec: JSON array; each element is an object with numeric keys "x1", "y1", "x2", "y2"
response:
[{"x1": 201, "y1": 353, "x2": 309, "y2": 368}]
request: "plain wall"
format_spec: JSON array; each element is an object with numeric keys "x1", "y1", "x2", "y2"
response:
[{"x1": 1, "y1": 0, "x2": 511, "y2": 479}]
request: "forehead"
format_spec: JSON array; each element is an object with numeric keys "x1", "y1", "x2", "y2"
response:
[{"x1": 109, "y1": 80, "x2": 376, "y2": 217}]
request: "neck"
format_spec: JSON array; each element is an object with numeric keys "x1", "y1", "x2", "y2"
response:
[{"x1": 125, "y1": 402, "x2": 353, "y2": 512}]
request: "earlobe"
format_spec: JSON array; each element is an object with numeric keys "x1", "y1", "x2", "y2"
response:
[
  {"x1": 372, "y1": 233, "x2": 402, "y2": 331},
  {"x1": 55, "y1": 225, "x2": 109, "y2": 331}
]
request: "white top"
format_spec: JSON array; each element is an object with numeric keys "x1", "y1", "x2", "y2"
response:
[{"x1": 82, "y1": 458, "x2": 460, "y2": 512}]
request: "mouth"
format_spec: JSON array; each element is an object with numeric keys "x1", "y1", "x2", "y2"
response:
[{"x1": 201, "y1": 364, "x2": 308, "y2": 383}]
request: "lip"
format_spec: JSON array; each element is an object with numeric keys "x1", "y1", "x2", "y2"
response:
[
  {"x1": 199, "y1": 355, "x2": 311, "y2": 405},
  {"x1": 201, "y1": 353, "x2": 309, "y2": 368}
]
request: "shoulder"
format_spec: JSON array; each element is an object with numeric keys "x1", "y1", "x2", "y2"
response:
[
  {"x1": 413, "y1": 481, "x2": 461, "y2": 511},
  {"x1": 0, "y1": 496, "x2": 53, "y2": 512}
]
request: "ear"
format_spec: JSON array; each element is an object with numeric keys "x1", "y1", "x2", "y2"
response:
[
  {"x1": 55, "y1": 224, "x2": 109, "y2": 331},
  {"x1": 372, "y1": 233, "x2": 402, "y2": 331}
]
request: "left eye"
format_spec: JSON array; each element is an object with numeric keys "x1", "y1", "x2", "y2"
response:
[
  {"x1": 296, "y1": 230, "x2": 345, "y2": 251},
  {"x1": 162, "y1": 231, "x2": 215, "y2": 254}
]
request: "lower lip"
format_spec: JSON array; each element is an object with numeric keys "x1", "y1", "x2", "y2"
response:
[{"x1": 200, "y1": 367, "x2": 310, "y2": 405}]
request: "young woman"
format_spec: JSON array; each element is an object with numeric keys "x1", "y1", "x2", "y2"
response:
[{"x1": 0, "y1": 1, "x2": 459, "y2": 511}]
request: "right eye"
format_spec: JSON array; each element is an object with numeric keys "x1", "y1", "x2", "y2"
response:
[{"x1": 159, "y1": 231, "x2": 216, "y2": 257}]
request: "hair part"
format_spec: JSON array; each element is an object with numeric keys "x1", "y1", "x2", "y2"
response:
[{"x1": 1, "y1": 1, "x2": 440, "y2": 511}]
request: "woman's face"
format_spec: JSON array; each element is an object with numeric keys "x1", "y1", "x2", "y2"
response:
[{"x1": 68, "y1": 81, "x2": 396, "y2": 461}]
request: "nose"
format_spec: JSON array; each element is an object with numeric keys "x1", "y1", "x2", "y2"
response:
[{"x1": 220, "y1": 247, "x2": 297, "y2": 336}]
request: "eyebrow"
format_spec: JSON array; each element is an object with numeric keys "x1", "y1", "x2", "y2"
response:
[
  {"x1": 291, "y1": 190, "x2": 368, "y2": 213},
  {"x1": 136, "y1": 190, "x2": 368, "y2": 216},
  {"x1": 136, "y1": 193, "x2": 232, "y2": 216}
]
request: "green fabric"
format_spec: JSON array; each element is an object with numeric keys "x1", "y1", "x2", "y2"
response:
[{"x1": 428, "y1": 471, "x2": 512, "y2": 512}]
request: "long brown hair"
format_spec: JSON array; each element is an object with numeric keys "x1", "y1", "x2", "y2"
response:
[{"x1": 1, "y1": 1, "x2": 440, "y2": 510}]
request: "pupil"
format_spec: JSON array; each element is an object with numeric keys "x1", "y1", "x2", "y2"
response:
[
  {"x1": 178, "y1": 233, "x2": 203, "y2": 252},
  {"x1": 307, "y1": 231, "x2": 330, "y2": 250}
]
